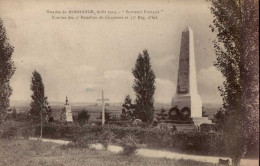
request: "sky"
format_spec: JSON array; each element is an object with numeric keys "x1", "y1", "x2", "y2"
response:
[{"x1": 0, "y1": 0, "x2": 224, "y2": 104}]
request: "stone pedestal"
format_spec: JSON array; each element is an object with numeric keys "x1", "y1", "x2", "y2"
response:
[
  {"x1": 60, "y1": 105, "x2": 73, "y2": 122},
  {"x1": 171, "y1": 94, "x2": 202, "y2": 118},
  {"x1": 157, "y1": 118, "x2": 212, "y2": 131},
  {"x1": 64, "y1": 105, "x2": 73, "y2": 122}
]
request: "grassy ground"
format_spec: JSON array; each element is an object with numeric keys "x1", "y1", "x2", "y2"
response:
[{"x1": 0, "y1": 139, "x2": 216, "y2": 166}]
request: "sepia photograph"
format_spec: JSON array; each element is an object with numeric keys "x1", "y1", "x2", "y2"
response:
[{"x1": 0, "y1": 0, "x2": 259, "y2": 165}]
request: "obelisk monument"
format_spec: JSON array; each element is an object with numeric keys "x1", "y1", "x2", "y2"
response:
[
  {"x1": 171, "y1": 27, "x2": 203, "y2": 118},
  {"x1": 60, "y1": 96, "x2": 73, "y2": 122}
]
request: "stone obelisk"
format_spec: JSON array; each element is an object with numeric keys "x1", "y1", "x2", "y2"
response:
[
  {"x1": 171, "y1": 27, "x2": 202, "y2": 118},
  {"x1": 60, "y1": 96, "x2": 73, "y2": 122}
]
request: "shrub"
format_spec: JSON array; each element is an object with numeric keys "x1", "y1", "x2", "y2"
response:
[
  {"x1": 69, "y1": 134, "x2": 96, "y2": 148},
  {"x1": 98, "y1": 128, "x2": 115, "y2": 150},
  {"x1": 35, "y1": 123, "x2": 258, "y2": 157},
  {"x1": 97, "y1": 110, "x2": 112, "y2": 121},
  {"x1": 117, "y1": 134, "x2": 144, "y2": 155},
  {"x1": 200, "y1": 123, "x2": 218, "y2": 132},
  {"x1": 77, "y1": 109, "x2": 90, "y2": 125},
  {"x1": 0, "y1": 120, "x2": 36, "y2": 139},
  {"x1": 105, "y1": 121, "x2": 131, "y2": 127}
]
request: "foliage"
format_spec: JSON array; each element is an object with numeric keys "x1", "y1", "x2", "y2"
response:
[
  {"x1": 98, "y1": 128, "x2": 115, "y2": 150},
  {"x1": 156, "y1": 107, "x2": 168, "y2": 121},
  {"x1": 97, "y1": 109, "x2": 112, "y2": 121},
  {"x1": 213, "y1": 109, "x2": 225, "y2": 128},
  {"x1": 35, "y1": 123, "x2": 258, "y2": 157},
  {"x1": 0, "y1": 120, "x2": 36, "y2": 139},
  {"x1": 30, "y1": 70, "x2": 53, "y2": 123},
  {"x1": 69, "y1": 134, "x2": 96, "y2": 149},
  {"x1": 105, "y1": 120, "x2": 131, "y2": 127},
  {"x1": 0, "y1": 18, "x2": 16, "y2": 123},
  {"x1": 117, "y1": 134, "x2": 144, "y2": 155},
  {"x1": 132, "y1": 49, "x2": 156, "y2": 124},
  {"x1": 200, "y1": 123, "x2": 219, "y2": 132},
  {"x1": 15, "y1": 112, "x2": 33, "y2": 122},
  {"x1": 121, "y1": 95, "x2": 136, "y2": 121},
  {"x1": 209, "y1": 0, "x2": 259, "y2": 165},
  {"x1": 110, "y1": 115, "x2": 121, "y2": 121},
  {"x1": 77, "y1": 109, "x2": 90, "y2": 125},
  {"x1": 0, "y1": 139, "x2": 218, "y2": 166},
  {"x1": 35, "y1": 122, "x2": 79, "y2": 140}
]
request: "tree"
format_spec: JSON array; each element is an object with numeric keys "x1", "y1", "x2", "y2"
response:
[
  {"x1": 121, "y1": 95, "x2": 136, "y2": 121},
  {"x1": 209, "y1": 0, "x2": 259, "y2": 165},
  {"x1": 0, "y1": 18, "x2": 15, "y2": 123},
  {"x1": 98, "y1": 109, "x2": 112, "y2": 121},
  {"x1": 77, "y1": 109, "x2": 90, "y2": 124},
  {"x1": 213, "y1": 108, "x2": 225, "y2": 128},
  {"x1": 132, "y1": 50, "x2": 156, "y2": 124},
  {"x1": 30, "y1": 70, "x2": 52, "y2": 122}
]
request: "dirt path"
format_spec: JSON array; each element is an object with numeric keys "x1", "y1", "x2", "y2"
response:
[{"x1": 29, "y1": 137, "x2": 259, "y2": 166}]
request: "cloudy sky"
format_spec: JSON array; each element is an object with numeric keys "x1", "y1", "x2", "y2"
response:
[{"x1": 0, "y1": 0, "x2": 224, "y2": 104}]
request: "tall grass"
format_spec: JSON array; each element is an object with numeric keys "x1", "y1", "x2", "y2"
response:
[{"x1": 0, "y1": 139, "x2": 216, "y2": 166}]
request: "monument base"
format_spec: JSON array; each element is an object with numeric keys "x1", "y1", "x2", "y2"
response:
[
  {"x1": 157, "y1": 117, "x2": 212, "y2": 131},
  {"x1": 192, "y1": 117, "x2": 212, "y2": 126},
  {"x1": 171, "y1": 94, "x2": 203, "y2": 118},
  {"x1": 64, "y1": 105, "x2": 73, "y2": 122}
]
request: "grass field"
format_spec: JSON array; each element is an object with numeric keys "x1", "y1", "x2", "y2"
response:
[{"x1": 0, "y1": 139, "x2": 216, "y2": 166}]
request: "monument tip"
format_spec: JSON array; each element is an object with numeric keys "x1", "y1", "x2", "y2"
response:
[{"x1": 183, "y1": 26, "x2": 192, "y2": 32}]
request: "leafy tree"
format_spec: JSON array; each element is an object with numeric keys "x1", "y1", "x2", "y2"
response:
[
  {"x1": 11, "y1": 108, "x2": 17, "y2": 119},
  {"x1": 209, "y1": 0, "x2": 259, "y2": 165},
  {"x1": 156, "y1": 107, "x2": 168, "y2": 121},
  {"x1": 77, "y1": 109, "x2": 90, "y2": 124},
  {"x1": 30, "y1": 70, "x2": 52, "y2": 123},
  {"x1": 121, "y1": 95, "x2": 136, "y2": 121},
  {"x1": 132, "y1": 49, "x2": 156, "y2": 124},
  {"x1": 213, "y1": 108, "x2": 225, "y2": 128},
  {"x1": 0, "y1": 18, "x2": 15, "y2": 123}
]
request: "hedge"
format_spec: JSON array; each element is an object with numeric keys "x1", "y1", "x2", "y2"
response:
[
  {"x1": 34, "y1": 122, "x2": 228, "y2": 156},
  {"x1": 2, "y1": 120, "x2": 257, "y2": 158}
]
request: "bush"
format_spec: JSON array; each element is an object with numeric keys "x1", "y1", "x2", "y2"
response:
[
  {"x1": 35, "y1": 122, "x2": 78, "y2": 140},
  {"x1": 0, "y1": 120, "x2": 36, "y2": 139},
  {"x1": 98, "y1": 128, "x2": 115, "y2": 149},
  {"x1": 77, "y1": 109, "x2": 90, "y2": 125},
  {"x1": 200, "y1": 123, "x2": 218, "y2": 132},
  {"x1": 69, "y1": 134, "x2": 97, "y2": 148},
  {"x1": 36, "y1": 123, "x2": 260, "y2": 157},
  {"x1": 106, "y1": 121, "x2": 131, "y2": 127},
  {"x1": 117, "y1": 134, "x2": 144, "y2": 155}
]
